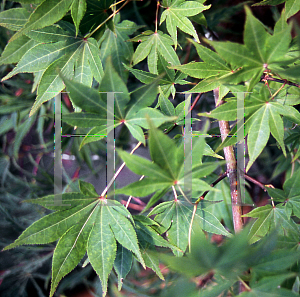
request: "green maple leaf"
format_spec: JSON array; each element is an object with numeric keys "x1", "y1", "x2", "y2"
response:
[
  {"x1": 3, "y1": 181, "x2": 145, "y2": 297},
  {"x1": 115, "y1": 118, "x2": 220, "y2": 196},
  {"x1": 201, "y1": 85, "x2": 300, "y2": 171},
  {"x1": 148, "y1": 199, "x2": 231, "y2": 256},
  {"x1": 124, "y1": 52, "x2": 188, "y2": 102},
  {"x1": 1, "y1": 21, "x2": 104, "y2": 116},
  {"x1": 206, "y1": 7, "x2": 295, "y2": 90},
  {"x1": 62, "y1": 57, "x2": 176, "y2": 146},
  {"x1": 131, "y1": 30, "x2": 180, "y2": 74},
  {"x1": 171, "y1": 39, "x2": 233, "y2": 94},
  {"x1": 160, "y1": 0, "x2": 210, "y2": 49},
  {"x1": 267, "y1": 168, "x2": 300, "y2": 218},
  {"x1": 243, "y1": 203, "x2": 299, "y2": 244}
]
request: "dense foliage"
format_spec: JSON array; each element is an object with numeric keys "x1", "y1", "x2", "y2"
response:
[{"x1": 1, "y1": 0, "x2": 300, "y2": 296}]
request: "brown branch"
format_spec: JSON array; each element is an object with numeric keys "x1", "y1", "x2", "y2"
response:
[
  {"x1": 213, "y1": 88, "x2": 243, "y2": 233},
  {"x1": 196, "y1": 171, "x2": 228, "y2": 203},
  {"x1": 189, "y1": 93, "x2": 202, "y2": 113},
  {"x1": 261, "y1": 74, "x2": 300, "y2": 89},
  {"x1": 244, "y1": 174, "x2": 267, "y2": 191}
]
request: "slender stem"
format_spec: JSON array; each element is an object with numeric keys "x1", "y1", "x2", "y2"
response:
[
  {"x1": 189, "y1": 93, "x2": 202, "y2": 113},
  {"x1": 270, "y1": 81, "x2": 286, "y2": 100},
  {"x1": 126, "y1": 175, "x2": 145, "y2": 208},
  {"x1": 188, "y1": 204, "x2": 198, "y2": 252},
  {"x1": 100, "y1": 142, "x2": 142, "y2": 197},
  {"x1": 195, "y1": 172, "x2": 228, "y2": 204},
  {"x1": 155, "y1": 1, "x2": 160, "y2": 33},
  {"x1": 237, "y1": 277, "x2": 251, "y2": 291},
  {"x1": 261, "y1": 74, "x2": 300, "y2": 88},
  {"x1": 109, "y1": 0, "x2": 126, "y2": 8},
  {"x1": 86, "y1": 0, "x2": 129, "y2": 38},
  {"x1": 172, "y1": 185, "x2": 178, "y2": 201},
  {"x1": 177, "y1": 184, "x2": 192, "y2": 204},
  {"x1": 214, "y1": 87, "x2": 243, "y2": 233},
  {"x1": 244, "y1": 174, "x2": 268, "y2": 191}
]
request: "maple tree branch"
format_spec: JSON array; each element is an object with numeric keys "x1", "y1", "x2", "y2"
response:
[
  {"x1": 261, "y1": 74, "x2": 300, "y2": 89},
  {"x1": 195, "y1": 171, "x2": 228, "y2": 204},
  {"x1": 100, "y1": 141, "x2": 142, "y2": 197},
  {"x1": 213, "y1": 87, "x2": 243, "y2": 233}
]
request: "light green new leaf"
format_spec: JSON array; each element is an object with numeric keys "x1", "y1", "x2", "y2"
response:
[
  {"x1": 105, "y1": 206, "x2": 145, "y2": 266},
  {"x1": 71, "y1": 0, "x2": 87, "y2": 36},
  {"x1": 62, "y1": 112, "x2": 107, "y2": 128},
  {"x1": 132, "y1": 30, "x2": 180, "y2": 74},
  {"x1": 269, "y1": 106, "x2": 286, "y2": 156},
  {"x1": 171, "y1": 62, "x2": 229, "y2": 79},
  {"x1": 74, "y1": 42, "x2": 93, "y2": 86},
  {"x1": 160, "y1": 1, "x2": 210, "y2": 49},
  {"x1": 11, "y1": 0, "x2": 74, "y2": 42},
  {"x1": 285, "y1": 0, "x2": 300, "y2": 19},
  {"x1": 86, "y1": 38, "x2": 104, "y2": 84},
  {"x1": 141, "y1": 246, "x2": 165, "y2": 280},
  {"x1": 150, "y1": 199, "x2": 230, "y2": 257},
  {"x1": 126, "y1": 108, "x2": 177, "y2": 129},
  {"x1": 0, "y1": 8, "x2": 30, "y2": 31}
]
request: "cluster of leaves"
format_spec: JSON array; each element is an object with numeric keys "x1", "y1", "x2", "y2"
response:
[{"x1": 1, "y1": 0, "x2": 300, "y2": 296}]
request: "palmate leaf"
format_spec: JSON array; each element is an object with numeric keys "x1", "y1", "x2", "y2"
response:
[
  {"x1": 131, "y1": 30, "x2": 180, "y2": 74},
  {"x1": 160, "y1": 0, "x2": 210, "y2": 49},
  {"x1": 3, "y1": 182, "x2": 146, "y2": 297},
  {"x1": 1, "y1": 20, "x2": 104, "y2": 116},
  {"x1": 124, "y1": 53, "x2": 188, "y2": 101},
  {"x1": 149, "y1": 199, "x2": 231, "y2": 256},
  {"x1": 171, "y1": 39, "x2": 233, "y2": 93},
  {"x1": 62, "y1": 61, "x2": 174, "y2": 145},
  {"x1": 116, "y1": 118, "x2": 221, "y2": 199},
  {"x1": 243, "y1": 204, "x2": 299, "y2": 244},
  {"x1": 206, "y1": 7, "x2": 294, "y2": 90},
  {"x1": 201, "y1": 86, "x2": 300, "y2": 171}
]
